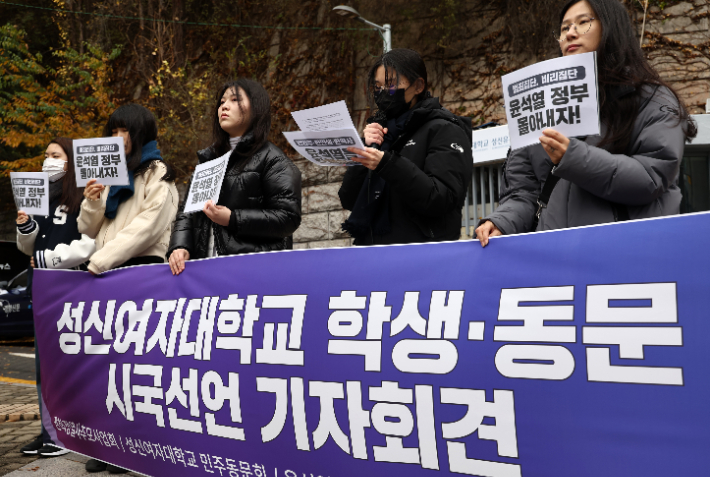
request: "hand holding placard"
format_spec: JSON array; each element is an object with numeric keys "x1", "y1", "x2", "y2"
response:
[
  {"x1": 538, "y1": 129, "x2": 571, "y2": 164},
  {"x1": 83, "y1": 179, "x2": 106, "y2": 201},
  {"x1": 284, "y1": 101, "x2": 365, "y2": 167}
]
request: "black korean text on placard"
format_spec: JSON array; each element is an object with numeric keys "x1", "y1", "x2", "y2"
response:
[
  {"x1": 304, "y1": 148, "x2": 359, "y2": 164},
  {"x1": 190, "y1": 162, "x2": 226, "y2": 205},
  {"x1": 76, "y1": 143, "x2": 121, "y2": 181},
  {"x1": 508, "y1": 66, "x2": 586, "y2": 97},
  {"x1": 515, "y1": 83, "x2": 590, "y2": 136},
  {"x1": 12, "y1": 178, "x2": 46, "y2": 209},
  {"x1": 294, "y1": 137, "x2": 357, "y2": 147}
]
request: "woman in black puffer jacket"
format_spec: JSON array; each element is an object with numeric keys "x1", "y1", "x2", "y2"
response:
[
  {"x1": 339, "y1": 49, "x2": 472, "y2": 246},
  {"x1": 168, "y1": 79, "x2": 301, "y2": 275}
]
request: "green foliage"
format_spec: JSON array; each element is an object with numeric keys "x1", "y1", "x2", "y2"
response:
[{"x1": 0, "y1": 24, "x2": 120, "y2": 175}]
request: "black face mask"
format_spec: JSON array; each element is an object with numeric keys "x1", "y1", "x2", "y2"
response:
[{"x1": 374, "y1": 88, "x2": 411, "y2": 120}]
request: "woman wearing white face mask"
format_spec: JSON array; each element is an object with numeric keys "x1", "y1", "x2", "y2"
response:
[
  {"x1": 15, "y1": 137, "x2": 96, "y2": 459},
  {"x1": 16, "y1": 137, "x2": 95, "y2": 270}
]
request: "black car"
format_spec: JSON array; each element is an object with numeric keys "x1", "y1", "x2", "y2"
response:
[
  {"x1": 0, "y1": 240, "x2": 30, "y2": 283},
  {"x1": 0, "y1": 269, "x2": 33, "y2": 337}
]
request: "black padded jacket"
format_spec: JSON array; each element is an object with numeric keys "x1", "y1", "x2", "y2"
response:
[
  {"x1": 168, "y1": 136, "x2": 302, "y2": 259},
  {"x1": 338, "y1": 97, "x2": 473, "y2": 245}
]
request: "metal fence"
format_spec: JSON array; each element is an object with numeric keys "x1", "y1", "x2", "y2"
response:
[
  {"x1": 462, "y1": 162, "x2": 504, "y2": 237},
  {"x1": 462, "y1": 151, "x2": 710, "y2": 237}
]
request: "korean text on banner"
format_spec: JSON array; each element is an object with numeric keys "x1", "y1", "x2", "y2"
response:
[
  {"x1": 285, "y1": 101, "x2": 363, "y2": 166},
  {"x1": 11, "y1": 172, "x2": 50, "y2": 216},
  {"x1": 73, "y1": 137, "x2": 130, "y2": 187},
  {"x1": 472, "y1": 125, "x2": 510, "y2": 164},
  {"x1": 32, "y1": 211, "x2": 710, "y2": 477},
  {"x1": 183, "y1": 152, "x2": 230, "y2": 213},
  {"x1": 502, "y1": 51, "x2": 599, "y2": 151}
]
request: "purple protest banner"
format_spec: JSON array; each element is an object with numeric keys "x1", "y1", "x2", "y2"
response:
[{"x1": 33, "y1": 212, "x2": 710, "y2": 477}]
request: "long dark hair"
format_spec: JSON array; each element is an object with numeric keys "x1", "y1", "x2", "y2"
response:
[
  {"x1": 103, "y1": 103, "x2": 174, "y2": 181},
  {"x1": 366, "y1": 48, "x2": 432, "y2": 109},
  {"x1": 559, "y1": 0, "x2": 696, "y2": 153},
  {"x1": 48, "y1": 137, "x2": 83, "y2": 214},
  {"x1": 211, "y1": 79, "x2": 271, "y2": 158}
]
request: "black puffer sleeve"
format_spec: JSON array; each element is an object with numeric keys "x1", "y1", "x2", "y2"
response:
[{"x1": 167, "y1": 171, "x2": 196, "y2": 258}]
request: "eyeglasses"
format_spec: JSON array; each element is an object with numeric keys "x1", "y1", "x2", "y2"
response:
[
  {"x1": 373, "y1": 84, "x2": 398, "y2": 96},
  {"x1": 555, "y1": 15, "x2": 595, "y2": 42}
]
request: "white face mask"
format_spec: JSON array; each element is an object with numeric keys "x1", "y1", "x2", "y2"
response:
[{"x1": 43, "y1": 158, "x2": 67, "y2": 182}]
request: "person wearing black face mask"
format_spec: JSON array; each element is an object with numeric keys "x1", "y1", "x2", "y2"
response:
[{"x1": 338, "y1": 48, "x2": 473, "y2": 245}]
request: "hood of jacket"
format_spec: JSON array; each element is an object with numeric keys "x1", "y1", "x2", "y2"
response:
[{"x1": 402, "y1": 97, "x2": 473, "y2": 144}]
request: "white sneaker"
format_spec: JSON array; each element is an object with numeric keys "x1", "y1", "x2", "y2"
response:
[{"x1": 37, "y1": 444, "x2": 70, "y2": 457}]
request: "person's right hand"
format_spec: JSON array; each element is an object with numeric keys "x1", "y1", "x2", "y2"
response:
[
  {"x1": 83, "y1": 179, "x2": 105, "y2": 201},
  {"x1": 363, "y1": 123, "x2": 388, "y2": 147},
  {"x1": 168, "y1": 249, "x2": 190, "y2": 276},
  {"x1": 475, "y1": 220, "x2": 502, "y2": 247},
  {"x1": 16, "y1": 211, "x2": 28, "y2": 225}
]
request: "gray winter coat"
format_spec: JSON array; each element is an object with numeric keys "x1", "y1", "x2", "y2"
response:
[{"x1": 483, "y1": 85, "x2": 689, "y2": 234}]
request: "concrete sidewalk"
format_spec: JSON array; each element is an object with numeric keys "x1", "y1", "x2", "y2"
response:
[{"x1": 0, "y1": 383, "x2": 145, "y2": 476}]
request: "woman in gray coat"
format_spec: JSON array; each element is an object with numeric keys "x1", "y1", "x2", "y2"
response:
[{"x1": 476, "y1": 0, "x2": 697, "y2": 246}]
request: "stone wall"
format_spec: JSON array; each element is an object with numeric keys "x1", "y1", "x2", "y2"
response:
[{"x1": 292, "y1": 160, "x2": 354, "y2": 249}]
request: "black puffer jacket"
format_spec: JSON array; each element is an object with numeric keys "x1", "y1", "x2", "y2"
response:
[
  {"x1": 169, "y1": 136, "x2": 301, "y2": 258},
  {"x1": 339, "y1": 97, "x2": 473, "y2": 245}
]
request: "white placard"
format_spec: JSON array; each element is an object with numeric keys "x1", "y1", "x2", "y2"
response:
[
  {"x1": 72, "y1": 137, "x2": 129, "y2": 186},
  {"x1": 472, "y1": 125, "x2": 510, "y2": 164},
  {"x1": 291, "y1": 100, "x2": 356, "y2": 132},
  {"x1": 502, "y1": 52, "x2": 599, "y2": 151},
  {"x1": 183, "y1": 152, "x2": 230, "y2": 214},
  {"x1": 11, "y1": 172, "x2": 49, "y2": 216},
  {"x1": 283, "y1": 129, "x2": 365, "y2": 166}
]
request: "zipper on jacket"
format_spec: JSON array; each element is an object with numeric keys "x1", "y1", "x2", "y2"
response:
[{"x1": 367, "y1": 170, "x2": 374, "y2": 244}]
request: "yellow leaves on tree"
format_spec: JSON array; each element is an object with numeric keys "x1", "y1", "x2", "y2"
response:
[{"x1": 0, "y1": 24, "x2": 120, "y2": 175}]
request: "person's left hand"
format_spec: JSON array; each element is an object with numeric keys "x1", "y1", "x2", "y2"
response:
[
  {"x1": 203, "y1": 200, "x2": 231, "y2": 226},
  {"x1": 346, "y1": 147, "x2": 385, "y2": 171},
  {"x1": 539, "y1": 129, "x2": 570, "y2": 165}
]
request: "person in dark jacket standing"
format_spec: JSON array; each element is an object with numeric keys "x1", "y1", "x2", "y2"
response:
[
  {"x1": 168, "y1": 79, "x2": 301, "y2": 275},
  {"x1": 475, "y1": 0, "x2": 697, "y2": 246},
  {"x1": 339, "y1": 48, "x2": 473, "y2": 245},
  {"x1": 15, "y1": 138, "x2": 95, "y2": 459}
]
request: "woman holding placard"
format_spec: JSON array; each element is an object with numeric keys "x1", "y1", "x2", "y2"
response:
[
  {"x1": 78, "y1": 104, "x2": 177, "y2": 473},
  {"x1": 15, "y1": 137, "x2": 95, "y2": 459},
  {"x1": 78, "y1": 103, "x2": 178, "y2": 274},
  {"x1": 167, "y1": 79, "x2": 301, "y2": 276},
  {"x1": 475, "y1": 0, "x2": 697, "y2": 246},
  {"x1": 338, "y1": 48, "x2": 473, "y2": 245}
]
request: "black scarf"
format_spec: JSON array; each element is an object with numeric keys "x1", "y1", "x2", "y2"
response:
[
  {"x1": 49, "y1": 178, "x2": 63, "y2": 203},
  {"x1": 341, "y1": 109, "x2": 413, "y2": 243}
]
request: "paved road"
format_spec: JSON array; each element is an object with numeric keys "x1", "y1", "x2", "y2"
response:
[
  {"x1": 0, "y1": 342, "x2": 147, "y2": 475},
  {"x1": 0, "y1": 346, "x2": 36, "y2": 384},
  {"x1": 0, "y1": 382, "x2": 146, "y2": 476}
]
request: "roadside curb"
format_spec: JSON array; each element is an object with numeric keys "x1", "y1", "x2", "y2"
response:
[{"x1": 0, "y1": 404, "x2": 39, "y2": 422}]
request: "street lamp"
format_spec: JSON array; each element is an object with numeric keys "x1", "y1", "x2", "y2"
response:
[{"x1": 332, "y1": 5, "x2": 391, "y2": 53}]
